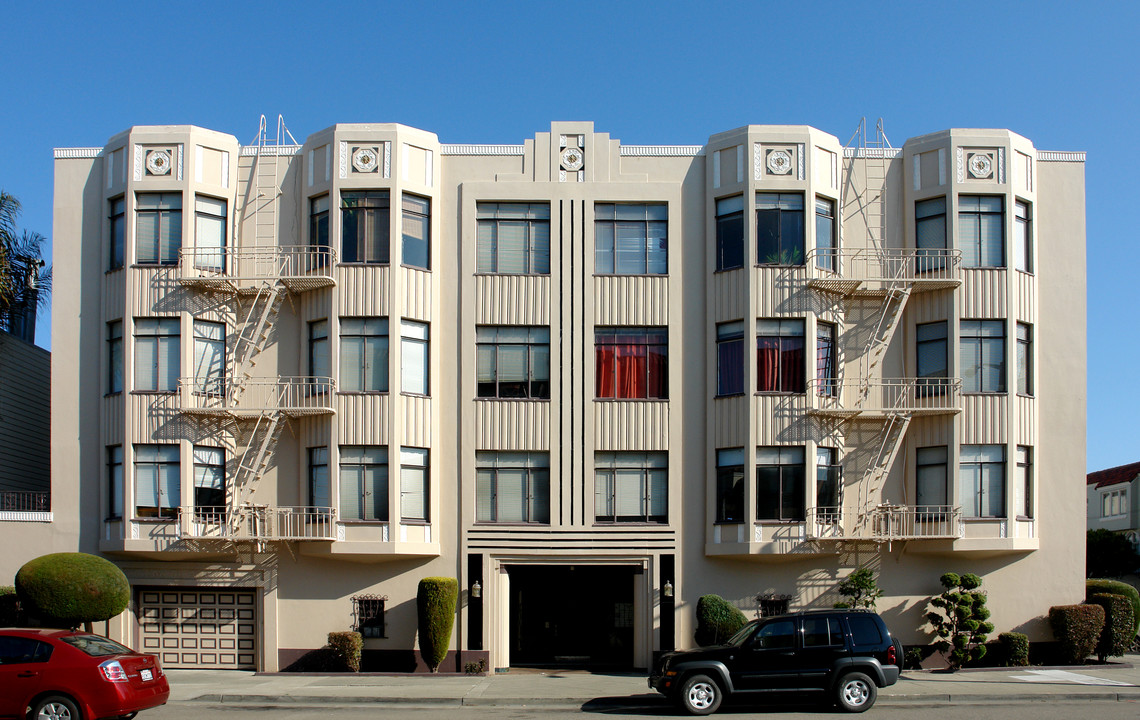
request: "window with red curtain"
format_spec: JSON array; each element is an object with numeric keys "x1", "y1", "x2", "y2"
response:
[
  {"x1": 596, "y1": 327, "x2": 668, "y2": 399},
  {"x1": 757, "y1": 319, "x2": 804, "y2": 393}
]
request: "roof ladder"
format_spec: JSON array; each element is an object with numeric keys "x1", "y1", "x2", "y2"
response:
[{"x1": 842, "y1": 118, "x2": 893, "y2": 253}]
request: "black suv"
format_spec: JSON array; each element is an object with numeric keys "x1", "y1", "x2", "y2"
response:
[{"x1": 649, "y1": 609, "x2": 901, "y2": 714}]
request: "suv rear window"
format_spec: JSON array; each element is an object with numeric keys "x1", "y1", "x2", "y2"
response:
[
  {"x1": 846, "y1": 615, "x2": 883, "y2": 646},
  {"x1": 61, "y1": 635, "x2": 134, "y2": 657}
]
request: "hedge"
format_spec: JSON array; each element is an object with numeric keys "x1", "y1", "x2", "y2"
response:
[
  {"x1": 998, "y1": 632, "x2": 1029, "y2": 666},
  {"x1": 0, "y1": 586, "x2": 22, "y2": 626},
  {"x1": 1088, "y1": 593, "x2": 1134, "y2": 661},
  {"x1": 695, "y1": 594, "x2": 747, "y2": 647},
  {"x1": 1086, "y1": 579, "x2": 1140, "y2": 637},
  {"x1": 15, "y1": 553, "x2": 130, "y2": 629},
  {"x1": 417, "y1": 577, "x2": 458, "y2": 672},
  {"x1": 328, "y1": 631, "x2": 363, "y2": 672},
  {"x1": 1048, "y1": 604, "x2": 1104, "y2": 664}
]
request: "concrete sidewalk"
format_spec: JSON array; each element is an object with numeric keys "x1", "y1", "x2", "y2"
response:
[{"x1": 168, "y1": 656, "x2": 1140, "y2": 710}]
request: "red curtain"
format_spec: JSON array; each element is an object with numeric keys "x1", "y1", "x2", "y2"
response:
[
  {"x1": 758, "y1": 338, "x2": 779, "y2": 391},
  {"x1": 781, "y1": 338, "x2": 804, "y2": 392},
  {"x1": 596, "y1": 330, "x2": 667, "y2": 399}
]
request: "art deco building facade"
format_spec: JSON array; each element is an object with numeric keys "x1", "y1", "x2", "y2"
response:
[{"x1": 39, "y1": 119, "x2": 1085, "y2": 671}]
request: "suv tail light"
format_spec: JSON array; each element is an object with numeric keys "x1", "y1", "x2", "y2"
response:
[
  {"x1": 99, "y1": 660, "x2": 129, "y2": 682},
  {"x1": 886, "y1": 643, "x2": 897, "y2": 665}
]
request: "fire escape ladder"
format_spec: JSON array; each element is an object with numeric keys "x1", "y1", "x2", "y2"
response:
[
  {"x1": 231, "y1": 411, "x2": 283, "y2": 514},
  {"x1": 859, "y1": 283, "x2": 912, "y2": 379},
  {"x1": 842, "y1": 117, "x2": 893, "y2": 254},
  {"x1": 854, "y1": 412, "x2": 912, "y2": 533},
  {"x1": 230, "y1": 282, "x2": 283, "y2": 400}
]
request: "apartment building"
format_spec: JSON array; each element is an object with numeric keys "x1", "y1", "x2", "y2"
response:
[
  {"x1": 41, "y1": 120, "x2": 1086, "y2": 671},
  {"x1": 1088, "y1": 461, "x2": 1140, "y2": 548}
]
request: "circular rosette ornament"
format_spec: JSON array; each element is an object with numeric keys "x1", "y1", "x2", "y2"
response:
[
  {"x1": 560, "y1": 147, "x2": 584, "y2": 172},
  {"x1": 146, "y1": 149, "x2": 172, "y2": 176},
  {"x1": 968, "y1": 153, "x2": 993, "y2": 179},
  {"x1": 352, "y1": 147, "x2": 379, "y2": 173},
  {"x1": 766, "y1": 149, "x2": 793, "y2": 175}
]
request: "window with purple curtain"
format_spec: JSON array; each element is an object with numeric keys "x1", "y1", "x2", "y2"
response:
[
  {"x1": 756, "y1": 319, "x2": 804, "y2": 393},
  {"x1": 595, "y1": 327, "x2": 668, "y2": 399},
  {"x1": 716, "y1": 321, "x2": 745, "y2": 396}
]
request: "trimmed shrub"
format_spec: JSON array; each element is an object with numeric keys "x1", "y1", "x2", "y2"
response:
[
  {"x1": 0, "y1": 585, "x2": 24, "y2": 626},
  {"x1": 328, "y1": 631, "x2": 363, "y2": 672},
  {"x1": 1088, "y1": 593, "x2": 1134, "y2": 662},
  {"x1": 1049, "y1": 604, "x2": 1104, "y2": 664},
  {"x1": 836, "y1": 566, "x2": 884, "y2": 610},
  {"x1": 417, "y1": 577, "x2": 458, "y2": 672},
  {"x1": 695, "y1": 594, "x2": 747, "y2": 646},
  {"x1": 925, "y1": 572, "x2": 994, "y2": 669},
  {"x1": 998, "y1": 632, "x2": 1029, "y2": 666},
  {"x1": 15, "y1": 553, "x2": 129, "y2": 630},
  {"x1": 1086, "y1": 579, "x2": 1140, "y2": 637}
]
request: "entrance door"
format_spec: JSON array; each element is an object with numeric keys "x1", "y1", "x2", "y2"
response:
[{"x1": 507, "y1": 565, "x2": 635, "y2": 669}]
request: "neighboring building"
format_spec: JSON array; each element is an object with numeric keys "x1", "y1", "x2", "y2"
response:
[
  {"x1": 1087, "y1": 461, "x2": 1140, "y2": 548},
  {"x1": 39, "y1": 120, "x2": 1085, "y2": 671},
  {"x1": 0, "y1": 329, "x2": 51, "y2": 519}
]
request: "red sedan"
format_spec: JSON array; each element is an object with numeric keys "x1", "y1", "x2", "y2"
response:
[{"x1": 0, "y1": 628, "x2": 169, "y2": 720}]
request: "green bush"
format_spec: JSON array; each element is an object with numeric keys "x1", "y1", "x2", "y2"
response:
[
  {"x1": 15, "y1": 553, "x2": 130, "y2": 630},
  {"x1": 417, "y1": 577, "x2": 458, "y2": 672},
  {"x1": 998, "y1": 632, "x2": 1029, "y2": 666},
  {"x1": 1049, "y1": 604, "x2": 1104, "y2": 664},
  {"x1": 0, "y1": 586, "x2": 23, "y2": 626},
  {"x1": 836, "y1": 567, "x2": 884, "y2": 610},
  {"x1": 1086, "y1": 579, "x2": 1140, "y2": 637},
  {"x1": 925, "y1": 572, "x2": 994, "y2": 669},
  {"x1": 695, "y1": 594, "x2": 747, "y2": 646},
  {"x1": 1088, "y1": 593, "x2": 1134, "y2": 662},
  {"x1": 327, "y1": 631, "x2": 363, "y2": 672}
]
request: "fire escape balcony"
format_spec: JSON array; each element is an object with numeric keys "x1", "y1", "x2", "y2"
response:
[
  {"x1": 177, "y1": 377, "x2": 336, "y2": 418},
  {"x1": 177, "y1": 505, "x2": 337, "y2": 541},
  {"x1": 177, "y1": 246, "x2": 337, "y2": 294},
  {"x1": 807, "y1": 505, "x2": 962, "y2": 541},
  {"x1": 806, "y1": 248, "x2": 961, "y2": 295},
  {"x1": 807, "y1": 378, "x2": 961, "y2": 417}
]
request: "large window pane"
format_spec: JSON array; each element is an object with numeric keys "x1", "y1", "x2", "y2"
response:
[
  {"x1": 958, "y1": 195, "x2": 1004, "y2": 268},
  {"x1": 595, "y1": 452, "x2": 667, "y2": 523},
  {"x1": 757, "y1": 319, "x2": 804, "y2": 393},
  {"x1": 716, "y1": 448, "x2": 745, "y2": 523},
  {"x1": 961, "y1": 320, "x2": 1005, "y2": 393},
  {"x1": 717, "y1": 321, "x2": 744, "y2": 396},
  {"x1": 716, "y1": 196, "x2": 744, "y2": 271},
  {"x1": 475, "y1": 452, "x2": 550, "y2": 524},
  {"x1": 136, "y1": 193, "x2": 182, "y2": 265},
  {"x1": 595, "y1": 327, "x2": 668, "y2": 399},
  {"x1": 340, "y1": 445, "x2": 388, "y2": 521},
  {"x1": 1014, "y1": 200, "x2": 1032, "y2": 273},
  {"x1": 134, "y1": 318, "x2": 179, "y2": 392},
  {"x1": 401, "y1": 320, "x2": 429, "y2": 395},
  {"x1": 135, "y1": 444, "x2": 179, "y2": 518},
  {"x1": 402, "y1": 194, "x2": 430, "y2": 270},
  {"x1": 194, "y1": 196, "x2": 226, "y2": 271},
  {"x1": 960, "y1": 444, "x2": 1005, "y2": 517},
  {"x1": 757, "y1": 193, "x2": 805, "y2": 266},
  {"x1": 400, "y1": 447, "x2": 429, "y2": 521},
  {"x1": 756, "y1": 446, "x2": 805, "y2": 521},
  {"x1": 594, "y1": 203, "x2": 667, "y2": 276},
  {"x1": 476, "y1": 203, "x2": 550, "y2": 274},
  {"x1": 340, "y1": 318, "x2": 389, "y2": 392},
  {"x1": 814, "y1": 197, "x2": 836, "y2": 271},
  {"x1": 916, "y1": 446, "x2": 948, "y2": 506},
  {"x1": 341, "y1": 191, "x2": 389, "y2": 264}
]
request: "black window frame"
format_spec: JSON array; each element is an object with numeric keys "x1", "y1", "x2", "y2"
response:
[
  {"x1": 109, "y1": 196, "x2": 125, "y2": 270},
  {"x1": 756, "y1": 192, "x2": 805, "y2": 266},
  {"x1": 958, "y1": 195, "x2": 1005, "y2": 268},
  {"x1": 340, "y1": 190, "x2": 390, "y2": 264},
  {"x1": 476, "y1": 326, "x2": 551, "y2": 399},
  {"x1": 756, "y1": 446, "x2": 806, "y2": 522},
  {"x1": 716, "y1": 448, "x2": 745, "y2": 524},
  {"x1": 715, "y1": 195, "x2": 744, "y2": 271}
]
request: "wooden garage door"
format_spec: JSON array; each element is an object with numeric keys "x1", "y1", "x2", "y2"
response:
[{"x1": 138, "y1": 589, "x2": 257, "y2": 669}]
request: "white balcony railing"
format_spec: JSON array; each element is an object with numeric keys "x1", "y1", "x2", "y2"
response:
[
  {"x1": 178, "y1": 377, "x2": 335, "y2": 416},
  {"x1": 178, "y1": 505, "x2": 337, "y2": 541},
  {"x1": 807, "y1": 506, "x2": 844, "y2": 539},
  {"x1": 807, "y1": 378, "x2": 961, "y2": 416},
  {"x1": 806, "y1": 248, "x2": 961, "y2": 291},
  {"x1": 871, "y1": 505, "x2": 962, "y2": 540},
  {"x1": 178, "y1": 246, "x2": 337, "y2": 289}
]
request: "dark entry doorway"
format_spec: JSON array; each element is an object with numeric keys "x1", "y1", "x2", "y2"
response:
[{"x1": 508, "y1": 564, "x2": 636, "y2": 669}]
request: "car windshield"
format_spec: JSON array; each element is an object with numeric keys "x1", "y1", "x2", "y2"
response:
[
  {"x1": 61, "y1": 635, "x2": 135, "y2": 657},
  {"x1": 724, "y1": 620, "x2": 758, "y2": 646}
]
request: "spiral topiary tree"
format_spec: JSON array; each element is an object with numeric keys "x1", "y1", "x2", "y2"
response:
[
  {"x1": 924, "y1": 572, "x2": 994, "y2": 670},
  {"x1": 15, "y1": 553, "x2": 130, "y2": 632},
  {"x1": 416, "y1": 577, "x2": 458, "y2": 672}
]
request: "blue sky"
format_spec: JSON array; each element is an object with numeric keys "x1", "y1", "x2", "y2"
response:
[{"x1": 0, "y1": 1, "x2": 1133, "y2": 472}]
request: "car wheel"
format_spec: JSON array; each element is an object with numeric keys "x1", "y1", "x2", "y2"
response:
[
  {"x1": 677, "y1": 673, "x2": 722, "y2": 715},
  {"x1": 33, "y1": 696, "x2": 81, "y2": 720},
  {"x1": 835, "y1": 671, "x2": 877, "y2": 713}
]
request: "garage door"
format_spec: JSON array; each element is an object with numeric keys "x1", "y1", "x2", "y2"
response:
[{"x1": 138, "y1": 589, "x2": 257, "y2": 669}]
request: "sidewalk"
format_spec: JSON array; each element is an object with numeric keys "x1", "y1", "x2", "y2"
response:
[{"x1": 169, "y1": 656, "x2": 1140, "y2": 710}]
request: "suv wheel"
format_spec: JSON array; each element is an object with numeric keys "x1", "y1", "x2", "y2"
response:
[
  {"x1": 678, "y1": 673, "x2": 722, "y2": 715},
  {"x1": 835, "y1": 671, "x2": 877, "y2": 712}
]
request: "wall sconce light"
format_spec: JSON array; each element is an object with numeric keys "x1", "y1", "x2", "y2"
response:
[
  {"x1": 663, "y1": 580, "x2": 674, "y2": 598},
  {"x1": 471, "y1": 580, "x2": 482, "y2": 599}
]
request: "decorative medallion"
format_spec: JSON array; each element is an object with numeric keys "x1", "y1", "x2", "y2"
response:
[
  {"x1": 351, "y1": 146, "x2": 379, "y2": 173},
  {"x1": 766, "y1": 148, "x2": 793, "y2": 175},
  {"x1": 560, "y1": 146, "x2": 584, "y2": 172},
  {"x1": 145, "y1": 149, "x2": 172, "y2": 176},
  {"x1": 968, "y1": 152, "x2": 993, "y2": 179}
]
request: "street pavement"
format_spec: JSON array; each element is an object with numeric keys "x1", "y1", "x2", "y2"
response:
[{"x1": 167, "y1": 654, "x2": 1140, "y2": 710}]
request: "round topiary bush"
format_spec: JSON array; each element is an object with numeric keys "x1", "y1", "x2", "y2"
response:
[
  {"x1": 1087, "y1": 579, "x2": 1140, "y2": 638},
  {"x1": 15, "y1": 553, "x2": 130, "y2": 630},
  {"x1": 695, "y1": 594, "x2": 747, "y2": 646},
  {"x1": 416, "y1": 577, "x2": 458, "y2": 672}
]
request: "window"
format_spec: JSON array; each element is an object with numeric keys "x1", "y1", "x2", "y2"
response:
[
  {"x1": 595, "y1": 327, "x2": 668, "y2": 399},
  {"x1": 476, "y1": 326, "x2": 550, "y2": 399},
  {"x1": 757, "y1": 319, "x2": 804, "y2": 393},
  {"x1": 194, "y1": 196, "x2": 226, "y2": 271},
  {"x1": 340, "y1": 446, "x2": 388, "y2": 521},
  {"x1": 309, "y1": 320, "x2": 330, "y2": 379},
  {"x1": 400, "y1": 320, "x2": 429, "y2": 395},
  {"x1": 916, "y1": 321, "x2": 948, "y2": 393},
  {"x1": 960, "y1": 445, "x2": 1005, "y2": 518},
  {"x1": 757, "y1": 596, "x2": 792, "y2": 619},
  {"x1": 402, "y1": 194, "x2": 430, "y2": 269},
  {"x1": 816, "y1": 322, "x2": 837, "y2": 396},
  {"x1": 476, "y1": 202, "x2": 550, "y2": 274},
  {"x1": 594, "y1": 203, "x2": 667, "y2": 275},
  {"x1": 958, "y1": 195, "x2": 1004, "y2": 268},
  {"x1": 716, "y1": 321, "x2": 745, "y2": 396},
  {"x1": 400, "y1": 447, "x2": 429, "y2": 522},
  {"x1": 756, "y1": 193, "x2": 804, "y2": 266},
  {"x1": 341, "y1": 190, "x2": 390, "y2": 263},
  {"x1": 756, "y1": 446, "x2": 805, "y2": 521},
  {"x1": 134, "y1": 318, "x2": 180, "y2": 392},
  {"x1": 915, "y1": 197, "x2": 946, "y2": 271},
  {"x1": 716, "y1": 448, "x2": 745, "y2": 523},
  {"x1": 752, "y1": 619, "x2": 796, "y2": 649},
  {"x1": 816, "y1": 447, "x2": 841, "y2": 508},
  {"x1": 595, "y1": 452, "x2": 667, "y2": 523},
  {"x1": 192, "y1": 320, "x2": 225, "y2": 395},
  {"x1": 1015, "y1": 446, "x2": 1033, "y2": 518},
  {"x1": 340, "y1": 318, "x2": 388, "y2": 392},
  {"x1": 814, "y1": 197, "x2": 836, "y2": 271},
  {"x1": 476, "y1": 452, "x2": 549, "y2": 523},
  {"x1": 716, "y1": 196, "x2": 744, "y2": 271},
  {"x1": 136, "y1": 193, "x2": 182, "y2": 265},
  {"x1": 916, "y1": 446, "x2": 948, "y2": 507},
  {"x1": 1016, "y1": 322, "x2": 1033, "y2": 395},
  {"x1": 961, "y1": 320, "x2": 1005, "y2": 393},
  {"x1": 352, "y1": 595, "x2": 386, "y2": 638},
  {"x1": 1103, "y1": 488, "x2": 1127, "y2": 519},
  {"x1": 310, "y1": 195, "x2": 329, "y2": 247},
  {"x1": 309, "y1": 447, "x2": 330, "y2": 508},
  {"x1": 0, "y1": 636, "x2": 53, "y2": 664},
  {"x1": 109, "y1": 197, "x2": 125, "y2": 270},
  {"x1": 107, "y1": 320, "x2": 122, "y2": 394},
  {"x1": 193, "y1": 446, "x2": 224, "y2": 508},
  {"x1": 1014, "y1": 200, "x2": 1032, "y2": 273},
  {"x1": 107, "y1": 445, "x2": 123, "y2": 520},
  {"x1": 803, "y1": 616, "x2": 844, "y2": 647},
  {"x1": 848, "y1": 615, "x2": 884, "y2": 646},
  {"x1": 135, "y1": 444, "x2": 179, "y2": 519}
]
